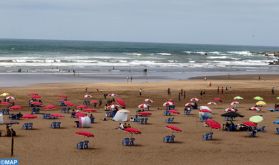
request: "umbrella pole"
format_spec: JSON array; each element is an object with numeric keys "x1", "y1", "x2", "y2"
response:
[{"x1": 11, "y1": 129, "x2": 14, "y2": 156}]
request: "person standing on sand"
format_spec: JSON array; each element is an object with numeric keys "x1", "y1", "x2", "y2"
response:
[
  {"x1": 85, "y1": 88, "x2": 88, "y2": 93},
  {"x1": 217, "y1": 86, "x2": 220, "y2": 94},
  {"x1": 221, "y1": 87, "x2": 224, "y2": 94},
  {"x1": 272, "y1": 87, "x2": 275, "y2": 95},
  {"x1": 200, "y1": 91, "x2": 203, "y2": 97},
  {"x1": 167, "y1": 88, "x2": 171, "y2": 95},
  {"x1": 130, "y1": 76, "x2": 133, "y2": 83},
  {"x1": 139, "y1": 88, "x2": 142, "y2": 96}
]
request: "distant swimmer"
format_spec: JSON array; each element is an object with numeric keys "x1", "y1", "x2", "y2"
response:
[{"x1": 204, "y1": 53, "x2": 208, "y2": 56}]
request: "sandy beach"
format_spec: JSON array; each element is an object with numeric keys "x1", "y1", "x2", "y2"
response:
[{"x1": 1, "y1": 75, "x2": 279, "y2": 165}]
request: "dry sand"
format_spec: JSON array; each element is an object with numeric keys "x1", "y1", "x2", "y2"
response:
[{"x1": 0, "y1": 75, "x2": 279, "y2": 165}]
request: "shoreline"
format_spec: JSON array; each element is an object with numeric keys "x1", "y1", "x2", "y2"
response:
[{"x1": 1, "y1": 72, "x2": 279, "y2": 87}]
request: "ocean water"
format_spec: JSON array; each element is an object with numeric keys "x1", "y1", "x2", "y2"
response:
[{"x1": 0, "y1": 39, "x2": 278, "y2": 74}]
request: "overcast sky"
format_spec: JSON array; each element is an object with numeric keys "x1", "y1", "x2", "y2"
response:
[{"x1": 0, "y1": 0, "x2": 278, "y2": 46}]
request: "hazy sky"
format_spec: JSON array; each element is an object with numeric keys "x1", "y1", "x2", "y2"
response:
[{"x1": 0, "y1": 0, "x2": 278, "y2": 46}]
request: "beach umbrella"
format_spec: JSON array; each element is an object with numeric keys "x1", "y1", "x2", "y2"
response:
[
  {"x1": 207, "y1": 102, "x2": 217, "y2": 105},
  {"x1": 0, "y1": 93, "x2": 10, "y2": 97},
  {"x1": 169, "y1": 110, "x2": 180, "y2": 114},
  {"x1": 185, "y1": 103, "x2": 192, "y2": 107},
  {"x1": 6, "y1": 96, "x2": 15, "y2": 100},
  {"x1": 43, "y1": 104, "x2": 56, "y2": 110},
  {"x1": 115, "y1": 98, "x2": 126, "y2": 108},
  {"x1": 166, "y1": 125, "x2": 182, "y2": 132},
  {"x1": 230, "y1": 101, "x2": 239, "y2": 106},
  {"x1": 90, "y1": 100, "x2": 98, "y2": 104},
  {"x1": 243, "y1": 121, "x2": 257, "y2": 127},
  {"x1": 76, "y1": 131, "x2": 94, "y2": 137},
  {"x1": 225, "y1": 108, "x2": 236, "y2": 112},
  {"x1": 124, "y1": 127, "x2": 141, "y2": 134},
  {"x1": 76, "y1": 105, "x2": 87, "y2": 109},
  {"x1": 50, "y1": 113, "x2": 64, "y2": 118},
  {"x1": 144, "y1": 99, "x2": 153, "y2": 103},
  {"x1": 190, "y1": 98, "x2": 199, "y2": 102},
  {"x1": 249, "y1": 115, "x2": 263, "y2": 123},
  {"x1": 273, "y1": 120, "x2": 279, "y2": 124},
  {"x1": 9, "y1": 105, "x2": 22, "y2": 110},
  {"x1": 83, "y1": 108, "x2": 97, "y2": 113},
  {"x1": 31, "y1": 101, "x2": 42, "y2": 106},
  {"x1": 138, "y1": 111, "x2": 152, "y2": 116},
  {"x1": 234, "y1": 96, "x2": 243, "y2": 100},
  {"x1": 163, "y1": 101, "x2": 174, "y2": 107},
  {"x1": 0, "y1": 102, "x2": 10, "y2": 106},
  {"x1": 249, "y1": 106, "x2": 261, "y2": 111},
  {"x1": 256, "y1": 101, "x2": 266, "y2": 106},
  {"x1": 254, "y1": 96, "x2": 263, "y2": 101},
  {"x1": 199, "y1": 109, "x2": 212, "y2": 113},
  {"x1": 205, "y1": 119, "x2": 221, "y2": 129},
  {"x1": 221, "y1": 112, "x2": 244, "y2": 118},
  {"x1": 22, "y1": 114, "x2": 37, "y2": 119},
  {"x1": 76, "y1": 112, "x2": 87, "y2": 118},
  {"x1": 213, "y1": 97, "x2": 222, "y2": 102},
  {"x1": 64, "y1": 101, "x2": 75, "y2": 107},
  {"x1": 32, "y1": 94, "x2": 42, "y2": 99},
  {"x1": 138, "y1": 103, "x2": 149, "y2": 109}
]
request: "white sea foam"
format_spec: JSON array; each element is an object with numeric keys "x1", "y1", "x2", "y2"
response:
[
  {"x1": 157, "y1": 53, "x2": 172, "y2": 56},
  {"x1": 227, "y1": 51, "x2": 253, "y2": 56}
]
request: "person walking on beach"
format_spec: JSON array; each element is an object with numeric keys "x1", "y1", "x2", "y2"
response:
[
  {"x1": 130, "y1": 76, "x2": 133, "y2": 83},
  {"x1": 217, "y1": 86, "x2": 220, "y2": 94},
  {"x1": 221, "y1": 87, "x2": 224, "y2": 94},
  {"x1": 272, "y1": 87, "x2": 275, "y2": 95},
  {"x1": 200, "y1": 91, "x2": 203, "y2": 97}
]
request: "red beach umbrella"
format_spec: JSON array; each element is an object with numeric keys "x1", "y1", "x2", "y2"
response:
[
  {"x1": 115, "y1": 98, "x2": 126, "y2": 108},
  {"x1": 43, "y1": 104, "x2": 56, "y2": 110},
  {"x1": 166, "y1": 125, "x2": 182, "y2": 132},
  {"x1": 50, "y1": 113, "x2": 64, "y2": 118},
  {"x1": 31, "y1": 101, "x2": 42, "y2": 106},
  {"x1": 243, "y1": 121, "x2": 257, "y2": 127},
  {"x1": 22, "y1": 114, "x2": 37, "y2": 119},
  {"x1": 205, "y1": 119, "x2": 221, "y2": 129},
  {"x1": 76, "y1": 112, "x2": 87, "y2": 118},
  {"x1": 124, "y1": 127, "x2": 141, "y2": 134},
  {"x1": 0, "y1": 102, "x2": 10, "y2": 106},
  {"x1": 76, "y1": 105, "x2": 87, "y2": 109},
  {"x1": 9, "y1": 105, "x2": 22, "y2": 110},
  {"x1": 138, "y1": 111, "x2": 152, "y2": 116},
  {"x1": 32, "y1": 94, "x2": 42, "y2": 99},
  {"x1": 76, "y1": 131, "x2": 94, "y2": 137},
  {"x1": 169, "y1": 110, "x2": 180, "y2": 114},
  {"x1": 64, "y1": 101, "x2": 75, "y2": 107},
  {"x1": 83, "y1": 108, "x2": 97, "y2": 113}
]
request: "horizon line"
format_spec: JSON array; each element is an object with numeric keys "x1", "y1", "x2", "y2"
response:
[{"x1": 0, "y1": 37, "x2": 279, "y2": 48}]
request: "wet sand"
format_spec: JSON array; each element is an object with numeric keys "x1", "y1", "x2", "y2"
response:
[{"x1": 0, "y1": 75, "x2": 279, "y2": 165}]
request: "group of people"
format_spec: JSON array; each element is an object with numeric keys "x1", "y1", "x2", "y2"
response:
[{"x1": 117, "y1": 122, "x2": 131, "y2": 130}]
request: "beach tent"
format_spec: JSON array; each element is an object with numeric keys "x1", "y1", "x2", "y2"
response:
[
  {"x1": 79, "y1": 116, "x2": 91, "y2": 128},
  {"x1": 113, "y1": 109, "x2": 130, "y2": 122}
]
